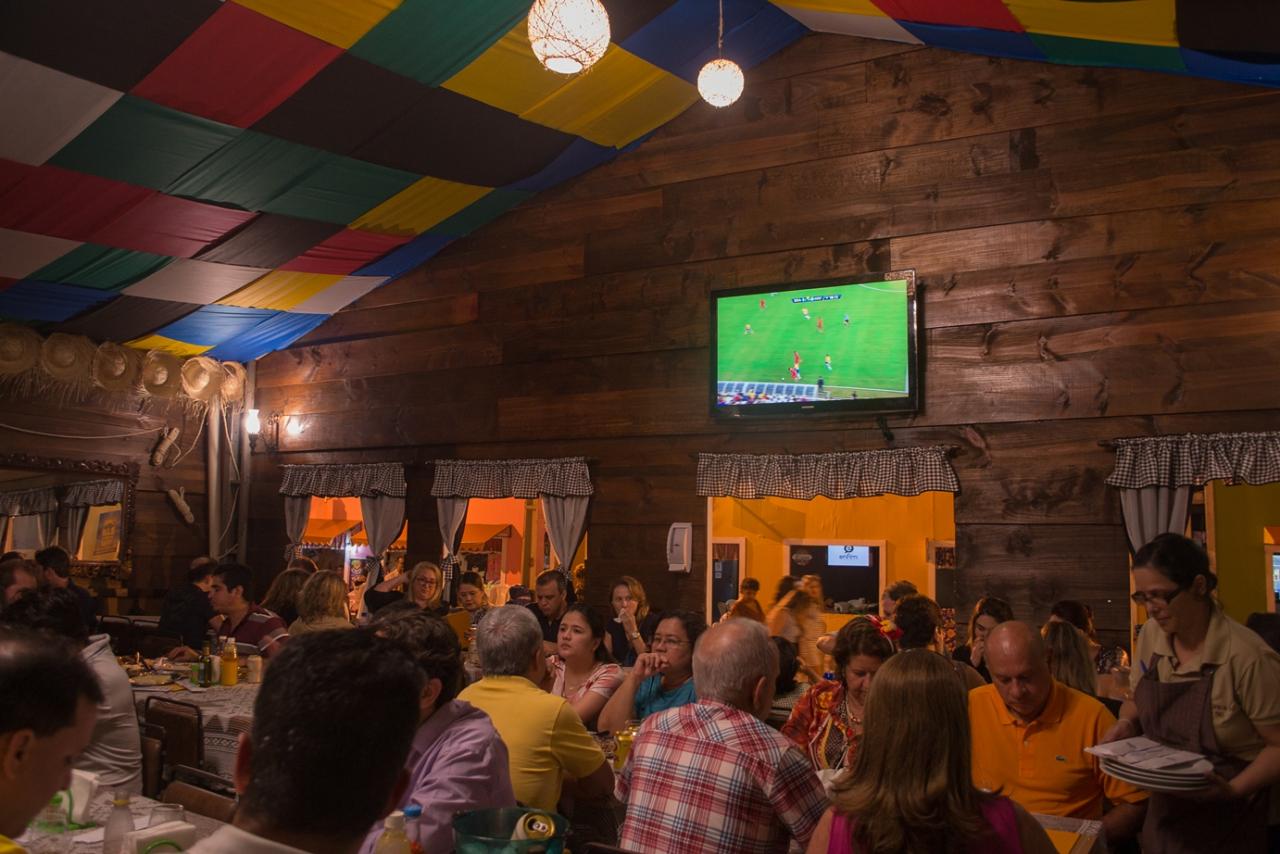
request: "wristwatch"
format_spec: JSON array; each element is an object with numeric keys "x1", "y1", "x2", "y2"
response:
[{"x1": 629, "y1": 631, "x2": 641, "y2": 640}]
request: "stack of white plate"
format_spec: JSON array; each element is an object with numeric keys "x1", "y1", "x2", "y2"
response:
[{"x1": 1099, "y1": 756, "x2": 1213, "y2": 794}]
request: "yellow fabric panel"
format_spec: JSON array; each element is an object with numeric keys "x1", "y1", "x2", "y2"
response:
[
  {"x1": 217, "y1": 271, "x2": 343, "y2": 310},
  {"x1": 230, "y1": 0, "x2": 401, "y2": 49},
  {"x1": 1003, "y1": 0, "x2": 1177, "y2": 47},
  {"x1": 522, "y1": 46, "x2": 699, "y2": 148},
  {"x1": 769, "y1": 0, "x2": 887, "y2": 14},
  {"x1": 443, "y1": 24, "x2": 573, "y2": 117},
  {"x1": 125, "y1": 335, "x2": 211, "y2": 356},
  {"x1": 350, "y1": 176, "x2": 491, "y2": 236}
]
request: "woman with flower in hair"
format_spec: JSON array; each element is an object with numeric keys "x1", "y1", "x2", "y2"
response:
[{"x1": 783, "y1": 616, "x2": 896, "y2": 774}]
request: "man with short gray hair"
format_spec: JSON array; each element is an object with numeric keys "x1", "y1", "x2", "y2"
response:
[
  {"x1": 617, "y1": 619, "x2": 826, "y2": 853},
  {"x1": 458, "y1": 605, "x2": 612, "y2": 811}
]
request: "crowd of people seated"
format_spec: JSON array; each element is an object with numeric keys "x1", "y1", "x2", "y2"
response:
[{"x1": 3, "y1": 532, "x2": 1280, "y2": 853}]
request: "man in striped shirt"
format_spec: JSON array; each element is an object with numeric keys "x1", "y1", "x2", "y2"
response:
[
  {"x1": 211, "y1": 563, "x2": 289, "y2": 659},
  {"x1": 617, "y1": 619, "x2": 826, "y2": 853}
]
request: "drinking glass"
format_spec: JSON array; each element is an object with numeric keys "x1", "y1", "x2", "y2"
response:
[{"x1": 149, "y1": 804, "x2": 185, "y2": 827}]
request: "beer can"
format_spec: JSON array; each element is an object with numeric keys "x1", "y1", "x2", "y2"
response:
[
  {"x1": 247, "y1": 655, "x2": 264, "y2": 683},
  {"x1": 510, "y1": 811, "x2": 555, "y2": 841}
]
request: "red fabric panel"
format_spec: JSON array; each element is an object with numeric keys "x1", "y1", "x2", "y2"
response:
[
  {"x1": 871, "y1": 0, "x2": 1023, "y2": 31},
  {"x1": 0, "y1": 163, "x2": 154, "y2": 242},
  {"x1": 132, "y1": 3, "x2": 342, "y2": 128},
  {"x1": 278, "y1": 228, "x2": 410, "y2": 274},
  {"x1": 91, "y1": 194, "x2": 256, "y2": 258},
  {"x1": 0, "y1": 159, "x2": 36, "y2": 196}
]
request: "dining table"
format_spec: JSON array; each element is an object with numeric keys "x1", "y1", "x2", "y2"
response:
[
  {"x1": 132, "y1": 680, "x2": 260, "y2": 781},
  {"x1": 18, "y1": 790, "x2": 225, "y2": 853}
]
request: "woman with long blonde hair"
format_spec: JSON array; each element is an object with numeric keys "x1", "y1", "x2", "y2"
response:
[
  {"x1": 1040, "y1": 620, "x2": 1098, "y2": 697},
  {"x1": 604, "y1": 575, "x2": 662, "y2": 667},
  {"x1": 806, "y1": 651, "x2": 1055, "y2": 854},
  {"x1": 289, "y1": 571, "x2": 353, "y2": 636},
  {"x1": 366, "y1": 561, "x2": 449, "y2": 616}
]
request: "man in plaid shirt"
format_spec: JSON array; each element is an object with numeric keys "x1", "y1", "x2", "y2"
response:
[{"x1": 617, "y1": 619, "x2": 826, "y2": 853}]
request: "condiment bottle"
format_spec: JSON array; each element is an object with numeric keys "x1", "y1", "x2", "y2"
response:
[{"x1": 219, "y1": 639, "x2": 238, "y2": 686}]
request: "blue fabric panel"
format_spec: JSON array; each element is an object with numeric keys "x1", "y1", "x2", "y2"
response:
[
  {"x1": 1179, "y1": 49, "x2": 1280, "y2": 87},
  {"x1": 152, "y1": 304, "x2": 276, "y2": 347},
  {"x1": 353, "y1": 232, "x2": 454, "y2": 277},
  {"x1": 622, "y1": 0, "x2": 808, "y2": 83},
  {"x1": 898, "y1": 22, "x2": 1046, "y2": 62},
  {"x1": 206, "y1": 311, "x2": 329, "y2": 361},
  {"x1": 506, "y1": 137, "x2": 619, "y2": 194},
  {"x1": 0, "y1": 279, "x2": 114, "y2": 322}
]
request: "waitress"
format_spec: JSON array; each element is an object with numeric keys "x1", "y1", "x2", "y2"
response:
[{"x1": 1107, "y1": 533, "x2": 1280, "y2": 852}]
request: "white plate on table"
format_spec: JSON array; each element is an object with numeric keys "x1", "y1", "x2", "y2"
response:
[{"x1": 1100, "y1": 759, "x2": 1211, "y2": 793}]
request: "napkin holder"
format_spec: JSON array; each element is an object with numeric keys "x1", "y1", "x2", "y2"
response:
[
  {"x1": 122, "y1": 820, "x2": 198, "y2": 852},
  {"x1": 68, "y1": 769, "x2": 99, "y2": 824}
]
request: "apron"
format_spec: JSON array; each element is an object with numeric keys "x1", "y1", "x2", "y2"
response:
[{"x1": 1135, "y1": 652, "x2": 1269, "y2": 853}]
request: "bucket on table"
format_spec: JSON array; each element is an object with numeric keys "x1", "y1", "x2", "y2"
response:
[{"x1": 453, "y1": 807, "x2": 567, "y2": 853}]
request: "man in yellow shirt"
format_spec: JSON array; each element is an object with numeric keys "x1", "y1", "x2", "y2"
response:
[
  {"x1": 459, "y1": 605, "x2": 613, "y2": 812},
  {"x1": 0, "y1": 629, "x2": 101, "y2": 853},
  {"x1": 970, "y1": 622, "x2": 1147, "y2": 845}
]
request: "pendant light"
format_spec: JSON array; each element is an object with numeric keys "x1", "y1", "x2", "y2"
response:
[
  {"x1": 528, "y1": 0, "x2": 611, "y2": 75},
  {"x1": 697, "y1": 0, "x2": 744, "y2": 107}
]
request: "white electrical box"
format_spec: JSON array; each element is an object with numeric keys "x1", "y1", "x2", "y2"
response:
[{"x1": 667, "y1": 522, "x2": 693, "y2": 573}]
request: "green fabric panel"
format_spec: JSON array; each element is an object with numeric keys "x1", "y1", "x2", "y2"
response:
[
  {"x1": 429, "y1": 188, "x2": 532, "y2": 236},
  {"x1": 1029, "y1": 34, "x2": 1187, "y2": 73},
  {"x1": 165, "y1": 131, "x2": 335, "y2": 211},
  {"x1": 49, "y1": 95, "x2": 240, "y2": 191},
  {"x1": 349, "y1": 0, "x2": 531, "y2": 85},
  {"x1": 260, "y1": 156, "x2": 421, "y2": 224},
  {"x1": 30, "y1": 244, "x2": 175, "y2": 291}
]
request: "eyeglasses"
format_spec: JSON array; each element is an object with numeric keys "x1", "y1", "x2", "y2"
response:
[
  {"x1": 1131, "y1": 586, "x2": 1185, "y2": 607},
  {"x1": 651, "y1": 636, "x2": 689, "y2": 648}
]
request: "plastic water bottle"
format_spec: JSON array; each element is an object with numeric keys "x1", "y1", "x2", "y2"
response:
[
  {"x1": 402, "y1": 804, "x2": 424, "y2": 854},
  {"x1": 102, "y1": 793, "x2": 134, "y2": 854},
  {"x1": 372, "y1": 810, "x2": 411, "y2": 854}
]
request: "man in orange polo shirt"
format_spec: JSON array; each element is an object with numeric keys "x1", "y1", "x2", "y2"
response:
[{"x1": 970, "y1": 622, "x2": 1147, "y2": 845}]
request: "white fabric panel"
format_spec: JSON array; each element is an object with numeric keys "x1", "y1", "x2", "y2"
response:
[
  {"x1": 0, "y1": 53, "x2": 123, "y2": 165},
  {"x1": 124, "y1": 258, "x2": 270, "y2": 304},
  {"x1": 0, "y1": 228, "x2": 83, "y2": 279},
  {"x1": 289, "y1": 275, "x2": 386, "y2": 315},
  {"x1": 772, "y1": 4, "x2": 922, "y2": 43}
]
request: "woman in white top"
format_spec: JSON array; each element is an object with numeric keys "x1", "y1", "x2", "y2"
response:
[{"x1": 544, "y1": 603, "x2": 622, "y2": 730}]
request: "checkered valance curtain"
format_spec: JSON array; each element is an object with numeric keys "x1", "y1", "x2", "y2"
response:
[
  {"x1": 0, "y1": 487, "x2": 58, "y2": 516},
  {"x1": 62, "y1": 479, "x2": 124, "y2": 507},
  {"x1": 1106, "y1": 432, "x2": 1280, "y2": 489},
  {"x1": 278, "y1": 463, "x2": 406, "y2": 498},
  {"x1": 697, "y1": 449, "x2": 960, "y2": 499},
  {"x1": 431, "y1": 458, "x2": 593, "y2": 499}
]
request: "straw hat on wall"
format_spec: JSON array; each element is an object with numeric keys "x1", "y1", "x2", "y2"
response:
[
  {"x1": 0, "y1": 324, "x2": 40, "y2": 375},
  {"x1": 40, "y1": 333, "x2": 95, "y2": 382},
  {"x1": 219, "y1": 361, "x2": 247, "y2": 405},
  {"x1": 140, "y1": 350, "x2": 183, "y2": 398},
  {"x1": 90, "y1": 341, "x2": 141, "y2": 391},
  {"x1": 180, "y1": 356, "x2": 223, "y2": 402}
]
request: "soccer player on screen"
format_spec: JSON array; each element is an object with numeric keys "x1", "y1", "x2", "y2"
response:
[
  {"x1": 789, "y1": 364, "x2": 800, "y2": 382},
  {"x1": 801, "y1": 307, "x2": 810, "y2": 321},
  {"x1": 744, "y1": 323, "x2": 754, "y2": 335},
  {"x1": 759, "y1": 298, "x2": 766, "y2": 310},
  {"x1": 843, "y1": 313, "x2": 850, "y2": 327},
  {"x1": 793, "y1": 351, "x2": 801, "y2": 368},
  {"x1": 816, "y1": 317, "x2": 824, "y2": 333},
  {"x1": 824, "y1": 354, "x2": 833, "y2": 371}
]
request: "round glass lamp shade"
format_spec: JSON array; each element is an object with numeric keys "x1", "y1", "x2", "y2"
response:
[
  {"x1": 528, "y1": 0, "x2": 611, "y2": 75},
  {"x1": 698, "y1": 58, "x2": 745, "y2": 107}
]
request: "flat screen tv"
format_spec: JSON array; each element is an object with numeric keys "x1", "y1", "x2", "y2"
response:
[{"x1": 711, "y1": 270, "x2": 920, "y2": 417}]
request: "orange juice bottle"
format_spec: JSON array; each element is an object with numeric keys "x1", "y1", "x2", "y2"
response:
[{"x1": 220, "y1": 639, "x2": 238, "y2": 686}]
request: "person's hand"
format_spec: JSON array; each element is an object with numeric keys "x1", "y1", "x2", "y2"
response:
[
  {"x1": 620, "y1": 608, "x2": 639, "y2": 635},
  {"x1": 168, "y1": 646, "x2": 198, "y2": 661},
  {"x1": 1180, "y1": 771, "x2": 1239, "y2": 802},
  {"x1": 970, "y1": 638, "x2": 985, "y2": 668},
  {"x1": 633, "y1": 653, "x2": 664, "y2": 680},
  {"x1": 1100, "y1": 717, "x2": 1139, "y2": 744}
]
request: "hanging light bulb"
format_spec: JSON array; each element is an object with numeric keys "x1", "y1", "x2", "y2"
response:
[
  {"x1": 698, "y1": 0, "x2": 744, "y2": 108},
  {"x1": 528, "y1": 0, "x2": 611, "y2": 75}
]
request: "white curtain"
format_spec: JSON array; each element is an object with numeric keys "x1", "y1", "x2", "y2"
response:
[
  {"x1": 359, "y1": 494, "x2": 406, "y2": 591},
  {"x1": 436, "y1": 497, "x2": 469, "y2": 602},
  {"x1": 1120, "y1": 486, "x2": 1191, "y2": 553},
  {"x1": 541, "y1": 494, "x2": 590, "y2": 576},
  {"x1": 35, "y1": 509, "x2": 58, "y2": 549},
  {"x1": 284, "y1": 496, "x2": 311, "y2": 562}
]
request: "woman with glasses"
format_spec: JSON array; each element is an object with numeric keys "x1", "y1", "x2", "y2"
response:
[
  {"x1": 1104, "y1": 533, "x2": 1280, "y2": 852},
  {"x1": 365, "y1": 561, "x2": 450, "y2": 617},
  {"x1": 598, "y1": 610, "x2": 706, "y2": 734},
  {"x1": 604, "y1": 576, "x2": 662, "y2": 667}
]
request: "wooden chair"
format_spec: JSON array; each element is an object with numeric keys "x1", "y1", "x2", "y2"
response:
[
  {"x1": 159, "y1": 780, "x2": 236, "y2": 824},
  {"x1": 140, "y1": 732, "x2": 164, "y2": 798},
  {"x1": 143, "y1": 697, "x2": 204, "y2": 771},
  {"x1": 99, "y1": 615, "x2": 136, "y2": 657}
]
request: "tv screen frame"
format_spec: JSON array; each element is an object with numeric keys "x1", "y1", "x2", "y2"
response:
[{"x1": 710, "y1": 269, "x2": 921, "y2": 418}]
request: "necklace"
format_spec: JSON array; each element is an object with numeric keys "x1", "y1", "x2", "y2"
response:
[{"x1": 842, "y1": 691, "x2": 863, "y2": 727}]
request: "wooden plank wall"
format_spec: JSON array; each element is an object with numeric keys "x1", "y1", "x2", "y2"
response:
[
  {"x1": 0, "y1": 395, "x2": 208, "y2": 611},
  {"x1": 250, "y1": 34, "x2": 1280, "y2": 648}
]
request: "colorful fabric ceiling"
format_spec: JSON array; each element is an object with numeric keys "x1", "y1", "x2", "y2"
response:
[{"x1": 0, "y1": 2, "x2": 1275, "y2": 362}]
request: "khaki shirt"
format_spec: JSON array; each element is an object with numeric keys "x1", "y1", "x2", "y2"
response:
[{"x1": 1131, "y1": 606, "x2": 1280, "y2": 762}]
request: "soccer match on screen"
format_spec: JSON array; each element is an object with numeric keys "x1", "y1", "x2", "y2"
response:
[{"x1": 714, "y1": 278, "x2": 911, "y2": 408}]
